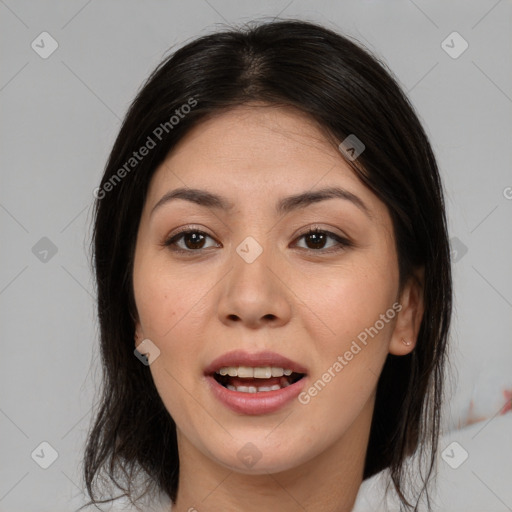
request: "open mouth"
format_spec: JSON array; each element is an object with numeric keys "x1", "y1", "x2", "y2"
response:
[{"x1": 212, "y1": 366, "x2": 306, "y2": 393}]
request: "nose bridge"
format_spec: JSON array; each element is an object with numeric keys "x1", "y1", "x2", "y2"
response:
[
  {"x1": 235, "y1": 234, "x2": 266, "y2": 266},
  {"x1": 217, "y1": 231, "x2": 291, "y2": 327},
  {"x1": 228, "y1": 204, "x2": 276, "y2": 269},
  {"x1": 230, "y1": 233, "x2": 275, "y2": 294}
]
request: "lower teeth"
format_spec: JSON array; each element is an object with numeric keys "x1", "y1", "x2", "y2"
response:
[{"x1": 226, "y1": 382, "x2": 290, "y2": 393}]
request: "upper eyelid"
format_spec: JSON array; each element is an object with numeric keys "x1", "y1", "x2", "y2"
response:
[{"x1": 167, "y1": 222, "x2": 348, "y2": 238}]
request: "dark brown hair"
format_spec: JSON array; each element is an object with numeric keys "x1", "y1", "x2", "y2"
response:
[{"x1": 81, "y1": 18, "x2": 452, "y2": 511}]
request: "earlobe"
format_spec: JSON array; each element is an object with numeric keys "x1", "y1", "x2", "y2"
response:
[{"x1": 389, "y1": 267, "x2": 425, "y2": 356}]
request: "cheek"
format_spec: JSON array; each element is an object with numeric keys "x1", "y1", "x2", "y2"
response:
[
  {"x1": 305, "y1": 259, "x2": 398, "y2": 342},
  {"x1": 134, "y1": 263, "x2": 205, "y2": 422},
  {"x1": 133, "y1": 253, "x2": 202, "y2": 339},
  {"x1": 296, "y1": 276, "x2": 396, "y2": 439},
  {"x1": 132, "y1": 254, "x2": 213, "y2": 393},
  {"x1": 135, "y1": 283, "x2": 175, "y2": 338},
  {"x1": 297, "y1": 246, "x2": 399, "y2": 405}
]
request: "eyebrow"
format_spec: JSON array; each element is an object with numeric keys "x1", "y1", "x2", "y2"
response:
[{"x1": 150, "y1": 186, "x2": 371, "y2": 218}]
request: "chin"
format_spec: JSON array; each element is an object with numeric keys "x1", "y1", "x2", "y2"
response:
[{"x1": 200, "y1": 432, "x2": 316, "y2": 476}]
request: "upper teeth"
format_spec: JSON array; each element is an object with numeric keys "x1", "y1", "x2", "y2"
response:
[{"x1": 216, "y1": 366, "x2": 293, "y2": 378}]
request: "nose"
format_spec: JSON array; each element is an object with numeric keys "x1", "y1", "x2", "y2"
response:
[{"x1": 217, "y1": 240, "x2": 292, "y2": 329}]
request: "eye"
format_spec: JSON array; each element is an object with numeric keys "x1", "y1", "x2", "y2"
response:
[
  {"x1": 163, "y1": 228, "x2": 220, "y2": 253},
  {"x1": 163, "y1": 226, "x2": 352, "y2": 254},
  {"x1": 293, "y1": 227, "x2": 351, "y2": 253}
]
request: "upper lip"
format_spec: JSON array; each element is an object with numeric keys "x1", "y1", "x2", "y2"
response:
[{"x1": 204, "y1": 350, "x2": 308, "y2": 375}]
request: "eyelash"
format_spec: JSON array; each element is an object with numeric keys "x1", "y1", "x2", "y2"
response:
[{"x1": 162, "y1": 226, "x2": 352, "y2": 255}]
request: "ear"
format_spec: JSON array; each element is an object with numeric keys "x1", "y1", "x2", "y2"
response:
[
  {"x1": 134, "y1": 319, "x2": 144, "y2": 348},
  {"x1": 389, "y1": 267, "x2": 425, "y2": 356}
]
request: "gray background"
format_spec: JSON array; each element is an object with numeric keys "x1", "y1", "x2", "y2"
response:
[{"x1": 1, "y1": 1, "x2": 511, "y2": 511}]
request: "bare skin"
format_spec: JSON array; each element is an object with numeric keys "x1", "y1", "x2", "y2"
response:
[{"x1": 132, "y1": 105, "x2": 424, "y2": 512}]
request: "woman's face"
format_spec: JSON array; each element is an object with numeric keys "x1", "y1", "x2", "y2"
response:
[{"x1": 132, "y1": 105, "x2": 420, "y2": 475}]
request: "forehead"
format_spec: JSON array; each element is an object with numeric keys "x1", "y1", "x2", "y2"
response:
[
  {"x1": 144, "y1": 105, "x2": 389, "y2": 225},
  {"x1": 168, "y1": 105, "x2": 338, "y2": 167}
]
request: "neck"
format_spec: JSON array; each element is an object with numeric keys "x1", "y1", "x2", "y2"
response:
[{"x1": 172, "y1": 396, "x2": 374, "y2": 512}]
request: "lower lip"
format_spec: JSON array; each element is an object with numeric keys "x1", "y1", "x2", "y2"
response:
[{"x1": 206, "y1": 375, "x2": 307, "y2": 415}]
